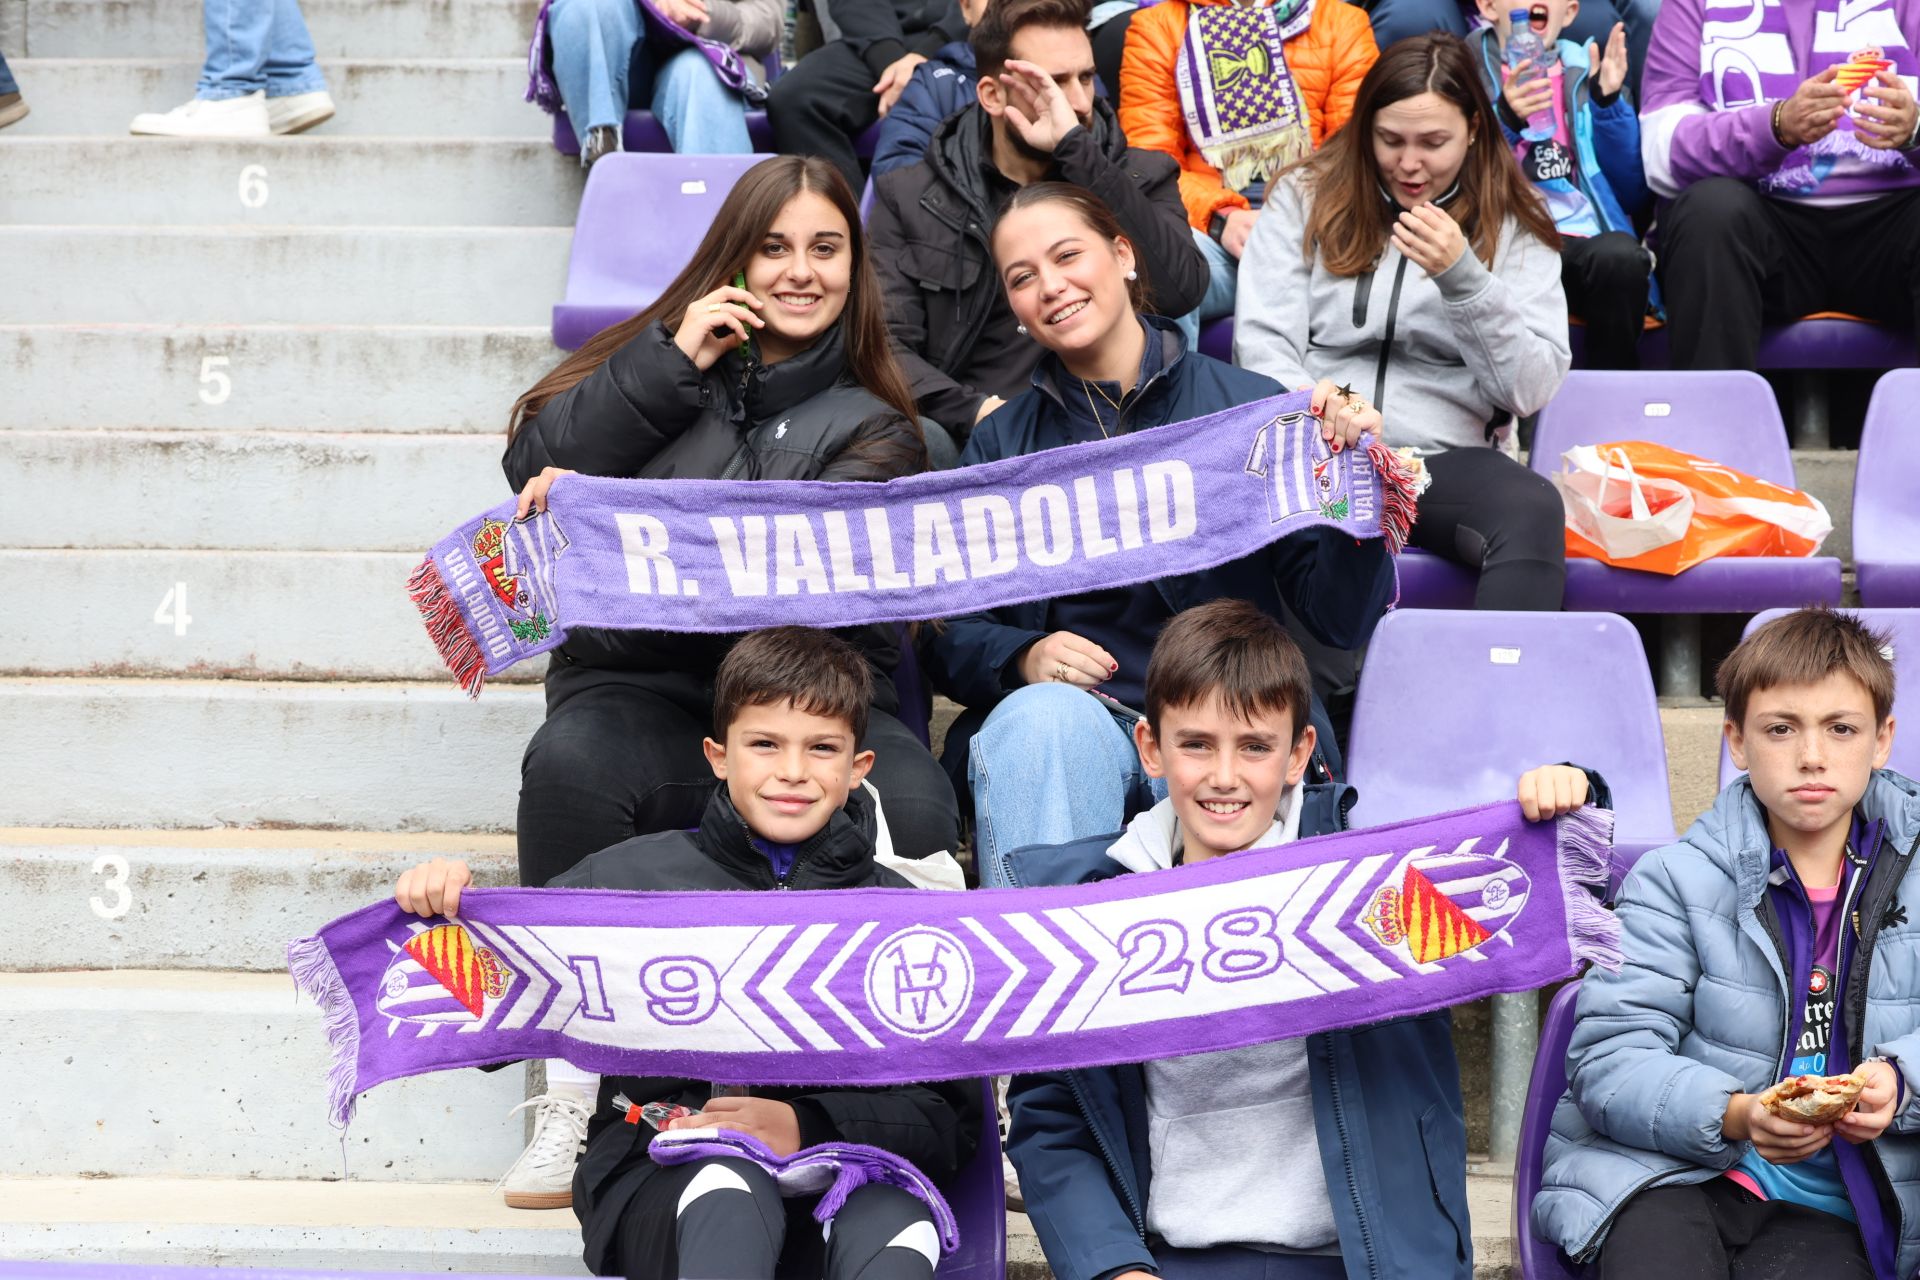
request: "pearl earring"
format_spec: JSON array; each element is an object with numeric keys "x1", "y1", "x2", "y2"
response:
[
  {"x1": 1017, "y1": 323, "x2": 1029, "y2": 335},
  {"x1": 1126, "y1": 269, "x2": 1138, "y2": 281}
]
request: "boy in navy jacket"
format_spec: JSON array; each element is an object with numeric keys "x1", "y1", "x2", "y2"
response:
[{"x1": 1004, "y1": 599, "x2": 1603, "y2": 1280}]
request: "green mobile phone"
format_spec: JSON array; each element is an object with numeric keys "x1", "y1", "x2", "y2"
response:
[{"x1": 732, "y1": 271, "x2": 753, "y2": 355}]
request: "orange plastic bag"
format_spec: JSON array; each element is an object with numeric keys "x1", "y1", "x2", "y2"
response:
[{"x1": 1553, "y1": 441, "x2": 1832, "y2": 575}]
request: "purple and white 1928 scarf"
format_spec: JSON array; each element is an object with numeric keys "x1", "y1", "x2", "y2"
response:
[
  {"x1": 1692, "y1": 0, "x2": 1917, "y2": 195},
  {"x1": 408, "y1": 392, "x2": 1421, "y2": 696},
  {"x1": 289, "y1": 802, "x2": 1619, "y2": 1130},
  {"x1": 525, "y1": 0, "x2": 769, "y2": 116}
]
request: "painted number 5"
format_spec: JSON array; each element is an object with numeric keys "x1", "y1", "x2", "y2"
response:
[
  {"x1": 238, "y1": 164, "x2": 269, "y2": 209},
  {"x1": 198, "y1": 356, "x2": 231, "y2": 405},
  {"x1": 91, "y1": 853, "x2": 132, "y2": 920}
]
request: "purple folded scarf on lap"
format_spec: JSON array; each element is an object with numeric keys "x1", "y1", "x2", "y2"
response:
[
  {"x1": 289, "y1": 802, "x2": 1619, "y2": 1129},
  {"x1": 407, "y1": 392, "x2": 1422, "y2": 696},
  {"x1": 648, "y1": 1129, "x2": 959, "y2": 1254}
]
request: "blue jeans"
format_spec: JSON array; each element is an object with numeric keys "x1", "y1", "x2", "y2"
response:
[
  {"x1": 967, "y1": 683, "x2": 1166, "y2": 889},
  {"x1": 197, "y1": 0, "x2": 328, "y2": 100},
  {"x1": 1175, "y1": 227, "x2": 1239, "y2": 351},
  {"x1": 548, "y1": 0, "x2": 752, "y2": 152},
  {"x1": 0, "y1": 50, "x2": 18, "y2": 97}
]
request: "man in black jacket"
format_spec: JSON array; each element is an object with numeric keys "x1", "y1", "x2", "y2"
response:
[
  {"x1": 768, "y1": 0, "x2": 965, "y2": 193},
  {"x1": 866, "y1": 0, "x2": 1207, "y2": 440}
]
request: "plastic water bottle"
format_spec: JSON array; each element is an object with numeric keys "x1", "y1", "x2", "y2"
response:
[{"x1": 1505, "y1": 10, "x2": 1558, "y2": 142}]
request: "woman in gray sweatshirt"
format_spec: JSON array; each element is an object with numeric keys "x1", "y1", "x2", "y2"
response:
[{"x1": 1236, "y1": 34, "x2": 1573, "y2": 610}]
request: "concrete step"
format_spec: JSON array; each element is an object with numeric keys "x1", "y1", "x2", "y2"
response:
[
  {"x1": 2, "y1": 227, "x2": 570, "y2": 326},
  {"x1": 0, "y1": 828, "x2": 517, "y2": 973},
  {"x1": 4, "y1": 137, "x2": 581, "y2": 227},
  {"x1": 2, "y1": 678, "x2": 541, "y2": 831},
  {"x1": 0, "y1": 971, "x2": 530, "y2": 1180},
  {"x1": 2, "y1": 325, "x2": 554, "y2": 433},
  {"x1": 14, "y1": 0, "x2": 541, "y2": 60},
  {"x1": 0, "y1": 1174, "x2": 1516, "y2": 1277},
  {"x1": 0, "y1": 1178, "x2": 583, "y2": 1274},
  {"x1": 1791, "y1": 447, "x2": 1855, "y2": 564},
  {"x1": 2, "y1": 432, "x2": 506, "y2": 550},
  {"x1": 0, "y1": 549, "x2": 529, "y2": 680},
  {"x1": 11, "y1": 58, "x2": 547, "y2": 137}
]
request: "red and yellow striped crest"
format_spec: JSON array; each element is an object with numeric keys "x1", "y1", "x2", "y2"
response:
[
  {"x1": 405, "y1": 924, "x2": 489, "y2": 1017},
  {"x1": 1399, "y1": 866, "x2": 1493, "y2": 964}
]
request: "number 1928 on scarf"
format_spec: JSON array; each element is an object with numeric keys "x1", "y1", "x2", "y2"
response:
[
  {"x1": 404, "y1": 392, "x2": 1425, "y2": 696},
  {"x1": 288, "y1": 802, "x2": 1619, "y2": 1130}
]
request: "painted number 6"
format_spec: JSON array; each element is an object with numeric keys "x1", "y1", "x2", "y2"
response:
[
  {"x1": 238, "y1": 164, "x2": 269, "y2": 209},
  {"x1": 640, "y1": 956, "x2": 719, "y2": 1025},
  {"x1": 91, "y1": 853, "x2": 132, "y2": 920}
]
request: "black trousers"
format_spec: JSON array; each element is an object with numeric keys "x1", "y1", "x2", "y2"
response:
[
  {"x1": 1597, "y1": 1177, "x2": 1872, "y2": 1280},
  {"x1": 1406, "y1": 446, "x2": 1567, "y2": 610},
  {"x1": 768, "y1": 39, "x2": 883, "y2": 195},
  {"x1": 612, "y1": 1157, "x2": 936, "y2": 1280},
  {"x1": 1563, "y1": 230, "x2": 1651, "y2": 371},
  {"x1": 516, "y1": 672, "x2": 961, "y2": 888},
  {"x1": 1657, "y1": 177, "x2": 1920, "y2": 370}
]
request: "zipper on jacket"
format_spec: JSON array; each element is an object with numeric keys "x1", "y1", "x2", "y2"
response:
[
  {"x1": 1371, "y1": 256, "x2": 1410, "y2": 412},
  {"x1": 1063, "y1": 1068, "x2": 1149, "y2": 1237},
  {"x1": 1352, "y1": 270, "x2": 1375, "y2": 328},
  {"x1": 1320, "y1": 1036, "x2": 1381, "y2": 1276}
]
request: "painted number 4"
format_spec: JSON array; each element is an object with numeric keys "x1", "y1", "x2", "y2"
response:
[{"x1": 154, "y1": 582, "x2": 192, "y2": 635}]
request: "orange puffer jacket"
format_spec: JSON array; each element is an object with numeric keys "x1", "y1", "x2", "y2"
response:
[{"x1": 1119, "y1": 0, "x2": 1378, "y2": 231}]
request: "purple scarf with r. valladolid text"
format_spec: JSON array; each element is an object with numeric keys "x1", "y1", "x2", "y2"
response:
[
  {"x1": 526, "y1": 0, "x2": 769, "y2": 115},
  {"x1": 407, "y1": 392, "x2": 1421, "y2": 695},
  {"x1": 289, "y1": 802, "x2": 1619, "y2": 1130}
]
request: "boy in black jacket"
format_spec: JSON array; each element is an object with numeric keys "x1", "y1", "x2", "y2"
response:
[{"x1": 395, "y1": 626, "x2": 981, "y2": 1280}]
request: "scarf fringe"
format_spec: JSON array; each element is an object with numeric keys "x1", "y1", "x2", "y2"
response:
[
  {"x1": 407, "y1": 557, "x2": 489, "y2": 699},
  {"x1": 288, "y1": 933, "x2": 362, "y2": 1130},
  {"x1": 525, "y1": 0, "x2": 562, "y2": 114},
  {"x1": 1367, "y1": 440, "x2": 1427, "y2": 554},
  {"x1": 1556, "y1": 804, "x2": 1623, "y2": 974},
  {"x1": 1211, "y1": 129, "x2": 1313, "y2": 198}
]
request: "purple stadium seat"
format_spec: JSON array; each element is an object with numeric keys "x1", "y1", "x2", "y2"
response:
[
  {"x1": 938, "y1": 1077, "x2": 1009, "y2": 1280},
  {"x1": 1197, "y1": 316, "x2": 1233, "y2": 363},
  {"x1": 1513, "y1": 979, "x2": 1585, "y2": 1280},
  {"x1": 552, "y1": 112, "x2": 883, "y2": 160},
  {"x1": 1347, "y1": 610, "x2": 1674, "y2": 881},
  {"x1": 551, "y1": 152, "x2": 766, "y2": 350},
  {"x1": 1717, "y1": 608, "x2": 1920, "y2": 789},
  {"x1": 1855, "y1": 371, "x2": 1920, "y2": 607},
  {"x1": 1530, "y1": 370, "x2": 1842, "y2": 615},
  {"x1": 1570, "y1": 313, "x2": 1914, "y2": 371},
  {"x1": 1392, "y1": 550, "x2": 1477, "y2": 608}
]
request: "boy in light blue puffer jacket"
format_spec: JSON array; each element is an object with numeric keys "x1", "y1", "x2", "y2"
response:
[{"x1": 1535, "y1": 608, "x2": 1920, "y2": 1280}]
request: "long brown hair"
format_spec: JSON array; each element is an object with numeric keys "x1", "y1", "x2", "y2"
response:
[
  {"x1": 1293, "y1": 34, "x2": 1560, "y2": 278},
  {"x1": 991, "y1": 182, "x2": 1155, "y2": 313},
  {"x1": 508, "y1": 155, "x2": 919, "y2": 440}
]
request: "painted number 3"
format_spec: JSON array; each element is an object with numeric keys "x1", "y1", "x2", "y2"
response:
[{"x1": 91, "y1": 853, "x2": 131, "y2": 920}]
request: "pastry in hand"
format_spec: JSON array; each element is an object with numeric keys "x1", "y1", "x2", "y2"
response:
[{"x1": 1758, "y1": 1070, "x2": 1870, "y2": 1125}]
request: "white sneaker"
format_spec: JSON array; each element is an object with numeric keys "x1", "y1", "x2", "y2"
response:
[
  {"x1": 268, "y1": 90, "x2": 335, "y2": 135},
  {"x1": 130, "y1": 91, "x2": 269, "y2": 137},
  {"x1": 995, "y1": 1075, "x2": 1025, "y2": 1213},
  {"x1": 582, "y1": 124, "x2": 619, "y2": 169},
  {"x1": 501, "y1": 1090, "x2": 594, "y2": 1209}
]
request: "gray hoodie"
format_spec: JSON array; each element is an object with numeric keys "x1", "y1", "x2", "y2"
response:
[
  {"x1": 1107, "y1": 791, "x2": 1340, "y2": 1255},
  {"x1": 1234, "y1": 173, "x2": 1571, "y2": 457}
]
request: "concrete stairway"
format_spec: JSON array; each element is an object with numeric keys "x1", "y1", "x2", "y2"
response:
[{"x1": 0, "y1": 0, "x2": 579, "y2": 1269}]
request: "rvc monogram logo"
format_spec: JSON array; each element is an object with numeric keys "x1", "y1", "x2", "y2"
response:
[{"x1": 863, "y1": 926, "x2": 974, "y2": 1039}]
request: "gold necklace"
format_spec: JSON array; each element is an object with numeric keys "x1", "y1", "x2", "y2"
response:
[{"x1": 1079, "y1": 379, "x2": 1114, "y2": 439}]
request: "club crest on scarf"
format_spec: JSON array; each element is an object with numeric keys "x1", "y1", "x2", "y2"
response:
[
  {"x1": 1361, "y1": 842, "x2": 1531, "y2": 964},
  {"x1": 377, "y1": 922, "x2": 518, "y2": 1029},
  {"x1": 865, "y1": 926, "x2": 976, "y2": 1039}
]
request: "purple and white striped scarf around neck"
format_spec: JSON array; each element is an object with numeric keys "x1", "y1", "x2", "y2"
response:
[
  {"x1": 407, "y1": 392, "x2": 1422, "y2": 696},
  {"x1": 289, "y1": 802, "x2": 1619, "y2": 1129}
]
